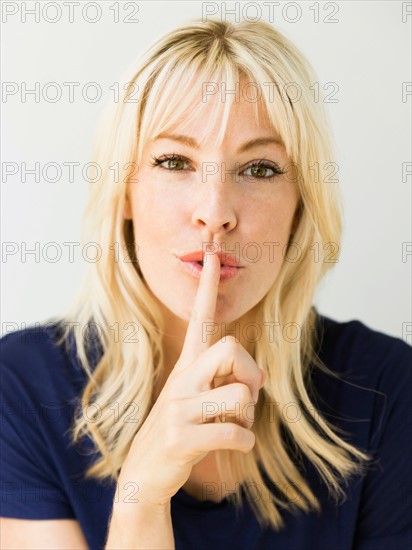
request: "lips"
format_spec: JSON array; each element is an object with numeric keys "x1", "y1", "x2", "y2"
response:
[
  {"x1": 177, "y1": 258, "x2": 242, "y2": 282},
  {"x1": 177, "y1": 250, "x2": 242, "y2": 267}
]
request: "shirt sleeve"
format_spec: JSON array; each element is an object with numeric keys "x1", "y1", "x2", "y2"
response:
[
  {"x1": 0, "y1": 358, "x2": 75, "y2": 519},
  {"x1": 352, "y1": 342, "x2": 412, "y2": 549}
]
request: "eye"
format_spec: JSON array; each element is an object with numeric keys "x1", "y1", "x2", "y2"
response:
[
  {"x1": 150, "y1": 154, "x2": 191, "y2": 171},
  {"x1": 242, "y1": 160, "x2": 287, "y2": 179},
  {"x1": 150, "y1": 154, "x2": 287, "y2": 180}
]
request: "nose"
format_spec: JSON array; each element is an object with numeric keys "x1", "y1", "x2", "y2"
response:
[{"x1": 191, "y1": 178, "x2": 238, "y2": 236}]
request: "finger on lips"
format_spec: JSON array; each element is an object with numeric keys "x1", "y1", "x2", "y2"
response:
[
  {"x1": 176, "y1": 249, "x2": 220, "y2": 369},
  {"x1": 173, "y1": 246, "x2": 265, "y2": 425}
]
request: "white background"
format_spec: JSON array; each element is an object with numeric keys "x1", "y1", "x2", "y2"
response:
[{"x1": 1, "y1": 1, "x2": 411, "y2": 343}]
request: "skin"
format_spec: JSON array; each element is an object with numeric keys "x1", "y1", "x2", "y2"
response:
[
  {"x1": 112, "y1": 250, "x2": 266, "y2": 518},
  {"x1": 124, "y1": 86, "x2": 300, "y2": 386},
  {"x1": 121, "y1": 84, "x2": 301, "y2": 504}
]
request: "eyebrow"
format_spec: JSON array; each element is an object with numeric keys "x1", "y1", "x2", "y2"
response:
[{"x1": 152, "y1": 133, "x2": 284, "y2": 154}]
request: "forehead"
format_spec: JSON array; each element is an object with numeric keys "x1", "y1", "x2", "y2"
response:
[
  {"x1": 151, "y1": 89, "x2": 279, "y2": 151},
  {"x1": 137, "y1": 65, "x2": 291, "y2": 162}
]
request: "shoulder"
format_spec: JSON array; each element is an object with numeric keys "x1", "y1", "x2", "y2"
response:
[
  {"x1": 1, "y1": 321, "x2": 68, "y2": 365},
  {"x1": 0, "y1": 323, "x2": 85, "y2": 520},
  {"x1": 311, "y1": 312, "x2": 411, "y2": 448},
  {"x1": 315, "y1": 312, "x2": 412, "y2": 383},
  {"x1": 0, "y1": 321, "x2": 87, "y2": 399},
  {"x1": 314, "y1": 316, "x2": 412, "y2": 544}
]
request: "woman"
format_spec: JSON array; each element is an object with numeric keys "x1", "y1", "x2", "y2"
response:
[{"x1": 1, "y1": 18, "x2": 411, "y2": 550}]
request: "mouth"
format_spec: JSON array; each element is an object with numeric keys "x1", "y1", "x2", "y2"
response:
[
  {"x1": 175, "y1": 249, "x2": 244, "y2": 282},
  {"x1": 196, "y1": 261, "x2": 222, "y2": 267},
  {"x1": 177, "y1": 250, "x2": 242, "y2": 267},
  {"x1": 178, "y1": 258, "x2": 243, "y2": 281}
]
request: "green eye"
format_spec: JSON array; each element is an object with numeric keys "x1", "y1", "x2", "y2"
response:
[
  {"x1": 150, "y1": 154, "x2": 189, "y2": 171},
  {"x1": 165, "y1": 157, "x2": 186, "y2": 170},
  {"x1": 245, "y1": 165, "x2": 274, "y2": 178},
  {"x1": 242, "y1": 161, "x2": 286, "y2": 179},
  {"x1": 150, "y1": 154, "x2": 286, "y2": 180}
]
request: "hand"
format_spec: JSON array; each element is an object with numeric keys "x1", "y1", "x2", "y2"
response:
[{"x1": 117, "y1": 251, "x2": 266, "y2": 508}]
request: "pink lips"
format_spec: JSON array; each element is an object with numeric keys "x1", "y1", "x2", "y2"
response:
[
  {"x1": 176, "y1": 250, "x2": 243, "y2": 281},
  {"x1": 179, "y1": 260, "x2": 241, "y2": 281},
  {"x1": 177, "y1": 250, "x2": 241, "y2": 267}
]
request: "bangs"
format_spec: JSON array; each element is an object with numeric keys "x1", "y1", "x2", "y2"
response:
[{"x1": 135, "y1": 46, "x2": 297, "y2": 164}]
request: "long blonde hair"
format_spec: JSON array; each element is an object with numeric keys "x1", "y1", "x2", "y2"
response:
[{"x1": 56, "y1": 18, "x2": 373, "y2": 530}]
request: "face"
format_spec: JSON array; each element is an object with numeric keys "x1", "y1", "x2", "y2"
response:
[{"x1": 124, "y1": 84, "x2": 300, "y2": 334}]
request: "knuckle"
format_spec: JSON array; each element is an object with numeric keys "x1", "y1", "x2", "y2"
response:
[
  {"x1": 233, "y1": 383, "x2": 251, "y2": 405},
  {"x1": 244, "y1": 431, "x2": 256, "y2": 452},
  {"x1": 223, "y1": 423, "x2": 239, "y2": 442},
  {"x1": 220, "y1": 335, "x2": 238, "y2": 351}
]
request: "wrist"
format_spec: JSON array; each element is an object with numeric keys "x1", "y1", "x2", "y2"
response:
[
  {"x1": 111, "y1": 494, "x2": 171, "y2": 519},
  {"x1": 115, "y1": 472, "x2": 172, "y2": 511},
  {"x1": 106, "y1": 499, "x2": 173, "y2": 549}
]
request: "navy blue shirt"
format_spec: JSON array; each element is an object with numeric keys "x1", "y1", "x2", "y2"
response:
[{"x1": 1, "y1": 313, "x2": 411, "y2": 549}]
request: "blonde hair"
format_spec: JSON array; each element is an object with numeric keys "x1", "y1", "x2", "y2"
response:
[{"x1": 56, "y1": 18, "x2": 373, "y2": 530}]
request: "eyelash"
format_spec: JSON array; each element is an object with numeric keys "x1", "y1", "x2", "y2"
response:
[{"x1": 149, "y1": 153, "x2": 287, "y2": 180}]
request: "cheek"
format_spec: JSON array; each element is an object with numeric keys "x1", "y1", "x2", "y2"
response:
[
  {"x1": 245, "y1": 198, "x2": 295, "y2": 241},
  {"x1": 132, "y1": 184, "x2": 183, "y2": 238},
  {"x1": 240, "y1": 197, "x2": 297, "y2": 277}
]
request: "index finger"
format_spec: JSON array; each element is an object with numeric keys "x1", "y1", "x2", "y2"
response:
[{"x1": 177, "y1": 249, "x2": 221, "y2": 368}]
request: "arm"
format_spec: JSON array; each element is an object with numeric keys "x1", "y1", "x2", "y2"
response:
[
  {"x1": 105, "y1": 253, "x2": 263, "y2": 548},
  {"x1": 0, "y1": 518, "x2": 89, "y2": 550},
  {"x1": 104, "y1": 500, "x2": 174, "y2": 549}
]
